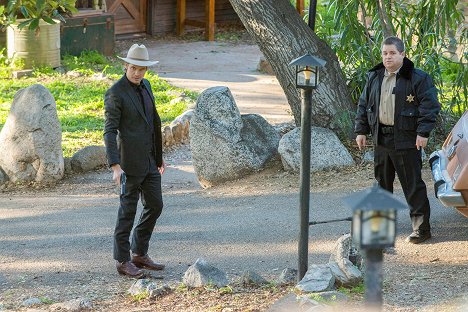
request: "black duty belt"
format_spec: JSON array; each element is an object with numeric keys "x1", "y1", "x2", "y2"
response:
[{"x1": 380, "y1": 125, "x2": 394, "y2": 134}]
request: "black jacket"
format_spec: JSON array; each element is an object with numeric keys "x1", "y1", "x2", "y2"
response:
[
  {"x1": 104, "y1": 75, "x2": 163, "y2": 176},
  {"x1": 354, "y1": 57, "x2": 440, "y2": 149}
]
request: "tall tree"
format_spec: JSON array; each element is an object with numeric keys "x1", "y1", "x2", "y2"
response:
[{"x1": 229, "y1": 0, "x2": 353, "y2": 128}]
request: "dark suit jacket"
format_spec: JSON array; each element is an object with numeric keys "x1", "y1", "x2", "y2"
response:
[{"x1": 104, "y1": 75, "x2": 163, "y2": 176}]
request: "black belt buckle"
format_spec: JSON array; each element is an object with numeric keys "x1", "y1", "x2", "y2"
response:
[{"x1": 381, "y1": 125, "x2": 394, "y2": 134}]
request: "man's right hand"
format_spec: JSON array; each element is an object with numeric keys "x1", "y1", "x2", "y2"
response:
[
  {"x1": 111, "y1": 164, "x2": 124, "y2": 186},
  {"x1": 356, "y1": 135, "x2": 367, "y2": 151}
]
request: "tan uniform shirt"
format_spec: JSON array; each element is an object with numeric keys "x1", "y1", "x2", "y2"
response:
[{"x1": 379, "y1": 68, "x2": 399, "y2": 126}]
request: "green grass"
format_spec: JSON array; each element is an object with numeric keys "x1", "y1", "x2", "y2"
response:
[{"x1": 0, "y1": 50, "x2": 197, "y2": 157}]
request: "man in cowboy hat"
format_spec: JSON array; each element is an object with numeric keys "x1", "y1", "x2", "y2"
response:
[{"x1": 104, "y1": 43, "x2": 165, "y2": 278}]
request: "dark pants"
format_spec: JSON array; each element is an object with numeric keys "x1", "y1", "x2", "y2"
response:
[
  {"x1": 375, "y1": 132, "x2": 431, "y2": 233},
  {"x1": 113, "y1": 157, "x2": 163, "y2": 262}
]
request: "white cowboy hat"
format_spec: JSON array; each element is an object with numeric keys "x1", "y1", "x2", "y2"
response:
[{"x1": 117, "y1": 44, "x2": 159, "y2": 67}]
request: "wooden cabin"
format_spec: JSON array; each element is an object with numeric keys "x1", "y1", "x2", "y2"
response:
[
  {"x1": 75, "y1": 0, "x2": 239, "y2": 39},
  {"x1": 75, "y1": 0, "x2": 307, "y2": 40}
]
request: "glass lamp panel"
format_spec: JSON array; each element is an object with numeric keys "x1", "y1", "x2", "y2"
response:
[
  {"x1": 361, "y1": 210, "x2": 396, "y2": 247},
  {"x1": 297, "y1": 68, "x2": 317, "y2": 87}
]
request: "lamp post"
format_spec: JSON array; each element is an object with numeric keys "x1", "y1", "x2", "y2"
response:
[
  {"x1": 288, "y1": 54, "x2": 326, "y2": 281},
  {"x1": 343, "y1": 184, "x2": 408, "y2": 311}
]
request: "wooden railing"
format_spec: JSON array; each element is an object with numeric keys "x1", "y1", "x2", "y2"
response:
[{"x1": 176, "y1": 0, "x2": 215, "y2": 41}]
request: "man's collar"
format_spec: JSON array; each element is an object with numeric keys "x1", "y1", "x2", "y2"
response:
[
  {"x1": 124, "y1": 75, "x2": 144, "y2": 90},
  {"x1": 384, "y1": 66, "x2": 401, "y2": 76}
]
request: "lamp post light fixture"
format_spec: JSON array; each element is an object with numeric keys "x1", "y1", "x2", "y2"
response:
[
  {"x1": 288, "y1": 54, "x2": 326, "y2": 281},
  {"x1": 344, "y1": 184, "x2": 408, "y2": 310},
  {"x1": 289, "y1": 54, "x2": 325, "y2": 89}
]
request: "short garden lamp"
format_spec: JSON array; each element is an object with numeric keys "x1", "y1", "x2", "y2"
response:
[
  {"x1": 343, "y1": 184, "x2": 408, "y2": 308},
  {"x1": 345, "y1": 183, "x2": 408, "y2": 249},
  {"x1": 288, "y1": 54, "x2": 326, "y2": 89}
]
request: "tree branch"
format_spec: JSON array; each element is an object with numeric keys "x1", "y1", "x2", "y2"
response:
[
  {"x1": 359, "y1": 1, "x2": 375, "y2": 64},
  {"x1": 377, "y1": 0, "x2": 394, "y2": 38}
]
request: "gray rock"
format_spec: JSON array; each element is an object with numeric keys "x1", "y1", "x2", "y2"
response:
[
  {"x1": 0, "y1": 84, "x2": 64, "y2": 182},
  {"x1": 277, "y1": 268, "x2": 297, "y2": 285},
  {"x1": 0, "y1": 303, "x2": 4, "y2": 311},
  {"x1": 190, "y1": 86, "x2": 280, "y2": 188},
  {"x1": 182, "y1": 121, "x2": 190, "y2": 141},
  {"x1": 327, "y1": 262, "x2": 348, "y2": 287},
  {"x1": 22, "y1": 298, "x2": 42, "y2": 307},
  {"x1": 278, "y1": 127, "x2": 354, "y2": 172},
  {"x1": 273, "y1": 122, "x2": 296, "y2": 136},
  {"x1": 183, "y1": 258, "x2": 228, "y2": 288},
  {"x1": 0, "y1": 166, "x2": 7, "y2": 184},
  {"x1": 148, "y1": 284, "x2": 172, "y2": 298},
  {"x1": 70, "y1": 146, "x2": 106, "y2": 173},
  {"x1": 170, "y1": 122, "x2": 183, "y2": 143},
  {"x1": 327, "y1": 234, "x2": 363, "y2": 287},
  {"x1": 63, "y1": 157, "x2": 73, "y2": 174},
  {"x1": 174, "y1": 109, "x2": 193, "y2": 140},
  {"x1": 296, "y1": 264, "x2": 335, "y2": 293},
  {"x1": 163, "y1": 125, "x2": 174, "y2": 146},
  {"x1": 337, "y1": 258, "x2": 362, "y2": 286},
  {"x1": 239, "y1": 270, "x2": 268, "y2": 286},
  {"x1": 328, "y1": 260, "x2": 362, "y2": 288},
  {"x1": 174, "y1": 109, "x2": 194, "y2": 126},
  {"x1": 128, "y1": 279, "x2": 155, "y2": 296},
  {"x1": 328, "y1": 234, "x2": 352, "y2": 264},
  {"x1": 50, "y1": 298, "x2": 92, "y2": 311}
]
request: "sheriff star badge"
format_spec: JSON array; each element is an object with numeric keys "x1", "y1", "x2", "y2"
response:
[{"x1": 406, "y1": 94, "x2": 415, "y2": 103}]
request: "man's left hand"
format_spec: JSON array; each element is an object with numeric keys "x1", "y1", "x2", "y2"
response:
[{"x1": 416, "y1": 135, "x2": 428, "y2": 150}]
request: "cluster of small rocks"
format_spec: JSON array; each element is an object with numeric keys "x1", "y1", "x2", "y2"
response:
[{"x1": 125, "y1": 234, "x2": 363, "y2": 312}]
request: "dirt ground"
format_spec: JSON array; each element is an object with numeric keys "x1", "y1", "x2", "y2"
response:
[{"x1": 0, "y1": 143, "x2": 467, "y2": 312}]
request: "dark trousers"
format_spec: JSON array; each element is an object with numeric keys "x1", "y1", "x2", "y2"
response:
[
  {"x1": 113, "y1": 157, "x2": 163, "y2": 262},
  {"x1": 375, "y1": 133, "x2": 431, "y2": 232}
]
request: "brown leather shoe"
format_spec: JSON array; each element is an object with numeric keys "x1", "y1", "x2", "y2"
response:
[
  {"x1": 116, "y1": 261, "x2": 145, "y2": 278},
  {"x1": 132, "y1": 254, "x2": 165, "y2": 271},
  {"x1": 405, "y1": 230, "x2": 432, "y2": 244}
]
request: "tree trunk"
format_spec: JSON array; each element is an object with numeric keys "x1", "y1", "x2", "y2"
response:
[{"x1": 229, "y1": 0, "x2": 353, "y2": 128}]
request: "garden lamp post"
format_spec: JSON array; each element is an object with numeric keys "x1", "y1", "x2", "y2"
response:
[
  {"x1": 343, "y1": 184, "x2": 408, "y2": 311},
  {"x1": 288, "y1": 54, "x2": 326, "y2": 281}
]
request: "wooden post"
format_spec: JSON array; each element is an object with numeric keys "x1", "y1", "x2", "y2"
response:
[
  {"x1": 176, "y1": 0, "x2": 186, "y2": 36},
  {"x1": 296, "y1": 0, "x2": 304, "y2": 16},
  {"x1": 205, "y1": 0, "x2": 215, "y2": 41}
]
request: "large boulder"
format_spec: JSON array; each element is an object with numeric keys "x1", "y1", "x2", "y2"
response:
[
  {"x1": 0, "y1": 84, "x2": 64, "y2": 182},
  {"x1": 278, "y1": 127, "x2": 354, "y2": 172},
  {"x1": 190, "y1": 86, "x2": 280, "y2": 187}
]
